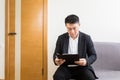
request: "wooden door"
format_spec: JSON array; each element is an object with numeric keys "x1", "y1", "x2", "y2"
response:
[
  {"x1": 5, "y1": 0, "x2": 47, "y2": 80},
  {"x1": 5, "y1": 0, "x2": 15, "y2": 80},
  {"x1": 21, "y1": 0, "x2": 47, "y2": 80}
]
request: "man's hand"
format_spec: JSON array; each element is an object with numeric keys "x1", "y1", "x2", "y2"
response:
[
  {"x1": 74, "y1": 58, "x2": 87, "y2": 66},
  {"x1": 55, "y1": 58, "x2": 66, "y2": 66}
]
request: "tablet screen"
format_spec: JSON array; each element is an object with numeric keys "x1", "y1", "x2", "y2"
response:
[{"x1": 57, "y1": 54, "x2": 79, "y2": 65}]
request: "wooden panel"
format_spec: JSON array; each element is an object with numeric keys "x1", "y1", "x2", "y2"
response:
[
  {"x1": 43, "y1": 0, "x2": 48, "y2": 80},
  {"x1": 5, "y1": 0, "x2": 9, "y2": 80},
  {"x1": 21, "y1": 0, "x2": 44, "y2": 80},
  {"x1": 5, "y1": 0, "x2": 15, "y2": 80}
]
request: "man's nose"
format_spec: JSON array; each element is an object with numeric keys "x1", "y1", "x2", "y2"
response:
[{"x1": 70, "y1": 29, "x2": 74, "y2": 34}]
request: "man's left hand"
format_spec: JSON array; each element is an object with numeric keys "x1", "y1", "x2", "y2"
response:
[{"x1": 74, "y1": 58, "x2": 87, "y2": 66}]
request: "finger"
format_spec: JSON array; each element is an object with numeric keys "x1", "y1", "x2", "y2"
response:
[
  {"x1": 60, "y1": 61, "x2": 64, "y2": 65},
  {"x1": 74, "y1": 61, "x2": 80, "y2": 64},
  {"x1": 55, "y1": 58, "x2": 64, "y2": 62},
  {"x1": 81, "y1": 61, "x2": 86, "y2": 66},
  {"x1": 55, "y1": 59, "x2": 61, "y2": 65},
  {"x1": 62, "y1": 59, "x2": 66, "y2": 63},
  {"x1": 61, "y1": 59, "x2": 65, "y2": 61},
  {"x1": 59, "y1": 59, "x2": 66, "y2": 65},
  {"x1": 60, "y1": 60, "x2": 65, "y2": 63},
  {"x1": 63, "y1": 59, "x2": 66, "y2": 62},
  {"x1": 55, "y1": 58, "x2": 60, "y2": 61},
  {"x1": 80, "y1": 59, "x2": 85, "y2": 61},
  {"x1": 74, "y1": 61, "x2": 79, "y2": 63}
]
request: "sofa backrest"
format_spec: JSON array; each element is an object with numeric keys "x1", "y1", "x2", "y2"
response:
[{"x1": 92, "y1": 42, "x2": 120, "y2": 71}]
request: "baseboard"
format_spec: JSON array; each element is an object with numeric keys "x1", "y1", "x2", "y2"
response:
[{"x1": 0, "y1": 79, "x2": 4, "y2": 80}]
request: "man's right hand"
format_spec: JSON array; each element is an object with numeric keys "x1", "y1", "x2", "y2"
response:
[{"x1": 55, "y1": 58, "x2": 65, "y2": 66}]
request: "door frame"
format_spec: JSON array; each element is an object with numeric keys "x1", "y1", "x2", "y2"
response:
[
  {"x1": 43, "y1": 0, "x2": 48, "y2": 80},
  {"x1": 5, "y1": 0, "x2": 48, "y2": 80}
]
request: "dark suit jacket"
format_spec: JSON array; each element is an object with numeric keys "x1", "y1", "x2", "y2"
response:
[{"x1": 53, "y1": 31, "x2": 98, "y2": 78}]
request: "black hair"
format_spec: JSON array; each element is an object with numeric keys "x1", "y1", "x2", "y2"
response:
[{"x1": 65, "y1": 14, "x2": 79, "y2": 24}]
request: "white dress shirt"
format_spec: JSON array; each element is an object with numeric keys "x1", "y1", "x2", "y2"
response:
[
  {"x1": 68, "y1": 34, "x2": 79, "y2": 54},
  {"x1": 67, "y1": 34, "x2": 79, "y2": 67}
]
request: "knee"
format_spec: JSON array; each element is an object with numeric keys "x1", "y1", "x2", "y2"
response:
[
  {"x1": 86, "y1": 76, "x2": 95, "y2": 80},
  {"x1": 53, "y1": 73, "x2": 65, "y2": 80},
  {"x1": 83, "y1": 69, "x2": 96, "y2": 80}
]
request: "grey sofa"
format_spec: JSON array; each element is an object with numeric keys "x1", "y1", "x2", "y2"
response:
[{"x1": 92, "y1": 42, "x2": 120, "y2": 80}]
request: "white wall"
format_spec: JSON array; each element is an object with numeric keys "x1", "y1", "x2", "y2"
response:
[
  {"x1": 1, "y1": 0, "x2": 120, "y2": 79},
  {"x1": 0, "y1": 0, "x2": 5, "y2": 79},
  {"x1": 48, "y1": 0, "x2": 120, "y2": 80}
]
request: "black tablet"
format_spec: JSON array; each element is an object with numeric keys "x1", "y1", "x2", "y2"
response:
[{"x1": 57, "y1": 54, "x2": 79, "y2": 65}]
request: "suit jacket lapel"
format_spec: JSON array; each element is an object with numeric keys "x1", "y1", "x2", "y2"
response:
[
  {"x1": 63, "y1": 33, "x2": 69, "y2": 54},
  {"x1": 78, "y1": 31, "x2": 83, "y2": 58}
]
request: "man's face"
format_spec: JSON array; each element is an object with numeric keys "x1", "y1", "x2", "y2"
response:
[{"x1": 66, "y1": 23, "x2": 80, "y2": 39}]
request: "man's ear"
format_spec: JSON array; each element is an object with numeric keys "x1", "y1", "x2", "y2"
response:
[
  {"x1": 78, "y1": 23, "x2": 80, "y2": 29},
  {"x1": 79, "y1": 23, "x2": 80, "y2": 26}
]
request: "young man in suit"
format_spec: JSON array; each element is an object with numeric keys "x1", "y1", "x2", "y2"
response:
[{"x1": 53, "y1": 14, "x2": 98, "y2": 80}]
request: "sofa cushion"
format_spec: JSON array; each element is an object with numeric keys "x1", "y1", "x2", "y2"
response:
[
  {"x1": 96, "y1": 70, "x2": 120, "y2": 80},
  {"x1": 92, "y1": 42, "x2": 120, "y2": 71}
]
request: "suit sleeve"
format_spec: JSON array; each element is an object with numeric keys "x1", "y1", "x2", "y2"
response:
[
  {"x1": 53, "y1": 36, "x2": 62, "y2": 65},
  {"x1": 86, "y1": 36, "x2": 97, "y2": 66}
]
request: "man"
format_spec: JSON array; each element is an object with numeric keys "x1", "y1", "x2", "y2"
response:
[{"x1": 53, "y1": 14, "x2": 98, "y2": 80}]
